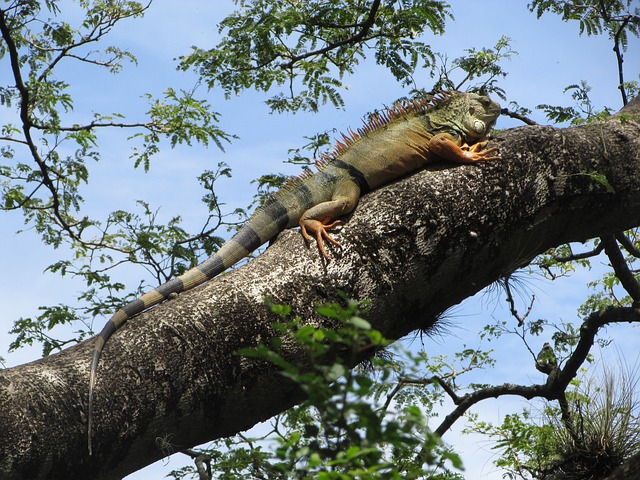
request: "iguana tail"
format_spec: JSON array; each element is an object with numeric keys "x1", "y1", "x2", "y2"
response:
[{"x1": 87, "y1": 193, "x2": 305, "y2": 454}]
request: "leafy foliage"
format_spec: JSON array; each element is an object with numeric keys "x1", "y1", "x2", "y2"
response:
[
  {"x1": 528, "y1": 0, "x2": 640, "y2": 38},
  {"x1": 0, "y1": 0, "x2": 231, "y2": 248},
  {"x1": 432, "y1": 35, "x2": 516, "y2": 99},
  {"x1": 179, "y1": 0, "x2": 452, "y2": 113},
  {"x1": 169, "y1": 300, "x2": 467, "y2": 480},
  {"x1": 529, "y1": 0, "x2": 640, "y2": 104},
  {"x1": 0, "y1": 1, "x2": 239, "y2": 348},
  {"x1": 537, "y1": 81, "x2": 614, "y2": 125}
]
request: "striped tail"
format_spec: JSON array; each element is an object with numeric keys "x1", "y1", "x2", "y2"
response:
[{"x1": 87, "y1": 199, "x2": 298, "y2": 454}]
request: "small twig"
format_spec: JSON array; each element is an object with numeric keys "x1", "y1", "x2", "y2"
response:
[
  {"x1": 502, "y1": 274, "x2": 535, "y2": 326},
  {"x1": 551, "y1": 242, "x2": 605, "y2": 262},
  {"x1": 501, "y1": 108, "x2": 538, "y2": 126},
  {"x1": 0, "y1": 135, "x2": 29, "y2": 145},
  {"x1": 31, "y1": 120, "x2": 157, "y2": 132},
  {"x1": 181, "y1": 448, "x2": 213, "y2": 480}
]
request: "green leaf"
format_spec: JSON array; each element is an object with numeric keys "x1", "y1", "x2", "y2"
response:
[{"x1": 348, "y1": 316, "x2": 371, "y2": 330}]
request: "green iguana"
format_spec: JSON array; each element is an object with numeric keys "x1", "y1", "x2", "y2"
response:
[{"x1": 88, "y1": 90, "x2": 501, "y2": 454}]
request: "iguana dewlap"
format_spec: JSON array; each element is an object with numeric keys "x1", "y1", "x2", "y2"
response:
[{"x1": 87, "y1": 91, "x2": 501, "y2": 453}]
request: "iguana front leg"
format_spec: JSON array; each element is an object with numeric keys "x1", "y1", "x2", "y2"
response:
[
  {"x1": 300, "y1": 180, "x2": 360, "y2": 258},
  {"x1": 429, "y1": 133, "x2": 500, "y2": 164}
]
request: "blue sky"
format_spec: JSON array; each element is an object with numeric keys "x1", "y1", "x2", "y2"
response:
[{"x1": 1, "y1": 1, "x2": 639, "y2": 478}]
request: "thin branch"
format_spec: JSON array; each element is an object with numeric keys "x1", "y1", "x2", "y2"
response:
[
  {"x1": 0, "y1": 4, "x2": 163, "y2": 255},
  {"x1": 0, "y1": 10, "x2": 67, "y2": 230},
  {"x1": 278, "y1": 0, "x2": 381, "y2": 70},
  {"x1": 0, "y1": 135, "x2": 28, "y2": 145},
  {"x1": 181, "y1": 448, "x2": 212, "y2": 480},
  {"x1": 32, "y1": 2, "x2": 150, "y2": 83},
  {"x1": 501, "y1": 108, "x2": 538, "y2": 126},
  {"x1": 612, "y1": 19, "x2": 630, "y2": 106},
  {"x1": 501, "y1": 273, "x2": 535, "y2": 326},
  {"x1": 601, "y1": 234, "x2": 640, "y2": 306},
  {"x1": 174, "y1": 214, "x2": 224, "y2": 247},
  {"x1": 556, "y1": 390, "x2": 582, "y2": 444},
  {"x1": 616, "y1": 231, "x2": 640, "y2": 258},
  {"x1": 31, "y1": 120, "x2": 157, "y2": 132},
  {"x1": 552, "y1": 242, "x2": 605, "y2": 262},
  {"x1": 597, "y1": 0, "x2": 631, "y2": 105}
]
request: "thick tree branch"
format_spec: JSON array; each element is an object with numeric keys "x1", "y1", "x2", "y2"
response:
[{"x1": 1, "y1": 98, "x2": 640, "y2": 479}]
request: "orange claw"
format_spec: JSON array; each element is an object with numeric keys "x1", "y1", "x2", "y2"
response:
[
  {"x1": 300, "y1": 218, "x2": 343, "y2": 259},
  {"x1": 461, "y1": 140, "x2": 500, "y2": 162},
  {"x1": 430, "y1": 133, "x2": 500, "y2": 164}
]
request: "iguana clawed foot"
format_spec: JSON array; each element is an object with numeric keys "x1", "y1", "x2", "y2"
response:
[
  {"x1": 300, "y1": 218, "x2": 343, "y2": 259},
  {"x1": 429, "y1": 134, "x2": 500, "y2": 164},
  {"x1": 461, "y1": 140, "x2": 500, "y2": 162}
]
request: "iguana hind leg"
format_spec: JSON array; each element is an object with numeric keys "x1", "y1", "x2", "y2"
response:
[
  {"x1": 300, "y1": 180, "x2": 360, "y2": 258},
  {"x1": 301, "y1": 217, "x2": 343, "y2": 258}
]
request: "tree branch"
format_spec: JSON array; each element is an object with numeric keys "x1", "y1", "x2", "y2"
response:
[
  {"x1": 30, "y1": 120, "x2": 157, "y2": 132},
  {"x1": 501, "y1": 108, "x2": 539, "y2": 126},
  {"x1": 551, "y1": 242, "x2": 605, "y2": 262},
  {"x1": 501, "y1": 274, "x2": 535, "y2": 326},
  {"x1": 279, "y1": 0, "x2": 381, "y2": 69},
  {"x1": 616, "y1": 231, "x2": 640, "y2": 258},
  {"x1": 601, "y1": 234, "x2": 640, "y2": 306},
  {"x1": 433, "y1": 306, "x2": 640, "y2": 437},
  {"x1": 597, "y1": 0, "x2": 632, "y2": 105},
  {"x1": 0, "y1": 9, "x2": 93, "y2": 242}
]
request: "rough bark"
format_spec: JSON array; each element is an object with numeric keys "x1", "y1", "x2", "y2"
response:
[{"x1": 1, "y1": 98, "x2": 639, "y2": 479}]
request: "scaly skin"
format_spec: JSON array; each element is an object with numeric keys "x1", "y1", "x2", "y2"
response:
[{"x1": 87, "y1": 91, "x2": 501, "y2": 453}]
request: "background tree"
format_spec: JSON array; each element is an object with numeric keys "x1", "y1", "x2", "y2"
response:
[{"x1": 1, "y1": 1, "x2": 639, "y2": 479}]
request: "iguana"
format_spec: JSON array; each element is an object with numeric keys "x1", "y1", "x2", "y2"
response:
[{"x1": 87, "y1": 90, "x2": 501, "y2": 453}]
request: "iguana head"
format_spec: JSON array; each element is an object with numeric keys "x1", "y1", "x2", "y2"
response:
[
  {"x1": 463, "y1": 93, "x2": 501, "y2": 142},
  {"x1": 431, "y1": 91, "x2": 501, "y2": 144}
]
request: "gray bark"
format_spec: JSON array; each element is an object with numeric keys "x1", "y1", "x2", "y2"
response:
[{"x1": 1, "y1": 98, "x2": 639, "y2": 479}]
